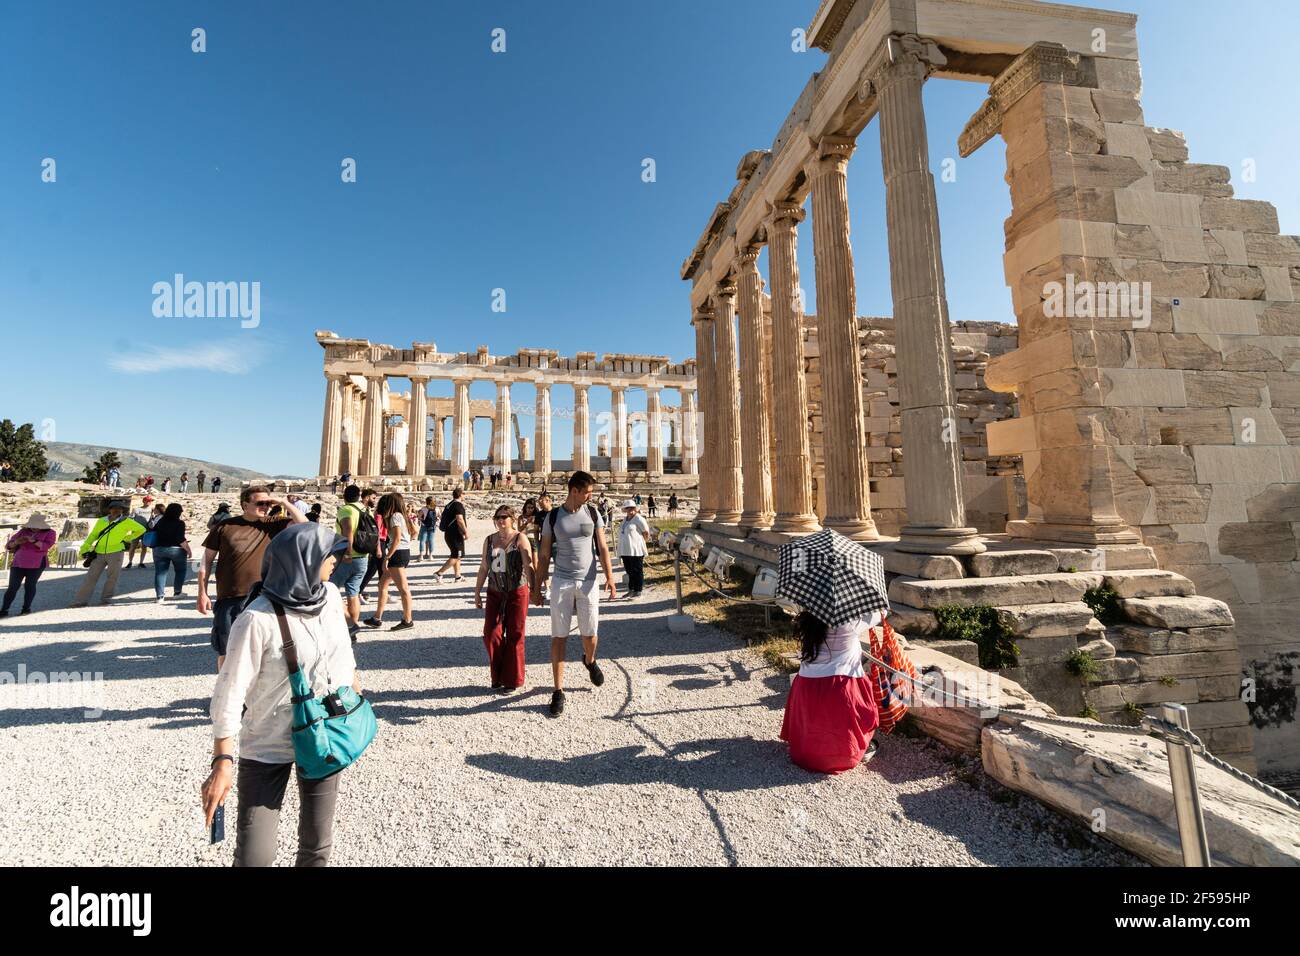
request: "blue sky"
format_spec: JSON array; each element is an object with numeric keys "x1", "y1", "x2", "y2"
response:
[{"x1": 2, "y1": 0, "x2": 1297, "y2": 475}]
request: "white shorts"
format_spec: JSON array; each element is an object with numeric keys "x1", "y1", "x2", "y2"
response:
[{"x1": 549, "y1": 576, "x2": 600, "y2": 638}]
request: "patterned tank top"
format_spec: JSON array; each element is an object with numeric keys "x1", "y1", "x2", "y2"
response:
[{"x1": 487, "y1": 533, "x2": 527, "y2": 593}]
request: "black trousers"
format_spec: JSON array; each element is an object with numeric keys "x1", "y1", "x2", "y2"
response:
[
  {"x1": 233, "y1": 759, "x2": 340, "y2": 867},
  {"x1": 3, "y1": 563, "x2": 45, "y2": 612},
  {"x1": 621, "y1": 555, "x2": 645, "y2": 593},
  {"x1": 360, "y1": 552, "x2": 385, "y2": 595}
]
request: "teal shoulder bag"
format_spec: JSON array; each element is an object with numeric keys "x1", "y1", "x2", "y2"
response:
[{"x1": 272, "y1": 601, "x2": 377, "y2": 780}]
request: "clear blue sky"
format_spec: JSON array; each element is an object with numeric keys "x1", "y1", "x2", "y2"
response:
[{"x1": 2, "y1": 0, "x2": 1296, "y2": 475}]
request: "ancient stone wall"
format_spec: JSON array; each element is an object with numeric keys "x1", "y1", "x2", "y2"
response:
[{"x1": 804, "y1": 317, "x2": 1023, "y2": 534}]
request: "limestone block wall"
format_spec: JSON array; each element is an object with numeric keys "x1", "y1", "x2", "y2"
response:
[{"x1": 804, "y1": 317, "x2": 1023, "y2": 533}]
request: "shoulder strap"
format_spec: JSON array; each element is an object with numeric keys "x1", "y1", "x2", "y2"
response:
[
  {"x1": 546, "y1": 507, "x2": 559, "y2": 532},
  {"x1": 271, "y1": 601, "x2": 303, "y2": 676}
]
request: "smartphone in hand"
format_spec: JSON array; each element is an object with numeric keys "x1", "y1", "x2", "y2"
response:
[{"x1": 210, "y1": 803, "x2": 225, "y2": 844}]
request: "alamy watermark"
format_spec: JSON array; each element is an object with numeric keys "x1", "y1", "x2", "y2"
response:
[
  {"x1": 151, "y1": 273, "x2": 260, "y2": 328},
  {"x1": 0, "y1": 665, "x2": 105, "y2": 719},
  {"x1": 1043, "y1": 275, "x2": 1152, "y2": 328}
]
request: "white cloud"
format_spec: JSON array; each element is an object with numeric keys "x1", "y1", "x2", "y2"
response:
[{"x1": 109, "y1": 341, "x2": 261, "y2": 375}]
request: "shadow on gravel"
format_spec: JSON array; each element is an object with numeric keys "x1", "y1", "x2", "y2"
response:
[
  {"x1": 0, "y1": 695, "x2": 209, "y2": 730},
  {"x1": 366, "y1": 685, "x2": 563, "y2": 724}
]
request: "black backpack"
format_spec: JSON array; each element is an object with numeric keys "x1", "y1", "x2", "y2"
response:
[
  {"x1": 351, "y1": 508, "x2": 380, "y2": 555},
  {"x1": 439, "y1": 503, "x2": 460, "y2": 533},
  {"x1": 545, "y1": 504, "x2": 601, "y2": 557}
]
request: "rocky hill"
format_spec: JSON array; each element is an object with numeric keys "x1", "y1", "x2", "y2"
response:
[{"x1": 43, "y1": 442, "x2": 278, "y2": 483}]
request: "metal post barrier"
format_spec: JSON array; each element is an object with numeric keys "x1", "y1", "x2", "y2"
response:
[
  {"x1": 674, "y1": 548, "x2": 683, "y2": 615},
  {"x1": 1162, "y1": 702, "x2": 1212, "y2": 867}
]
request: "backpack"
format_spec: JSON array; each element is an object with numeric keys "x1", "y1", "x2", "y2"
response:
[
  {"x1": 439, "y1": 503, "x2": 460, "y2": 533},
  {"x1": 545, "y1": 504, "x2": 601, "y2": 558},
  {"x1": 421, "y1": 507, "x2": 438, "y2": 530},
  {"x1": 350, "y1": 507, "x2": 380, "y2": 555}
]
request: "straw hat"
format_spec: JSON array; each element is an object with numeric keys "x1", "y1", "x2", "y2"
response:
[{"x1": 23, "y1": 512, "x2": 52, "y2": 531}]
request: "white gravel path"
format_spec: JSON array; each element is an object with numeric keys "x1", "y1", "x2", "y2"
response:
[{"x1": 0, "y1": 518, "x2": 1135, "y2": 866}]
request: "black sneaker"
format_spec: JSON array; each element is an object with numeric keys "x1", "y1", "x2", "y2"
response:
[
  {"x1": 584, "y1": 657, "x2": 605, "y2": 687},
  {"x1": 363, "y1": 617, "x2": 382, "y2": 628},
  {"x1": 390, "y1": 620, "x2": 413, "y2": 631},
  {"x1": 549, "y1": 690, "x2": 566, "y2": 717}
]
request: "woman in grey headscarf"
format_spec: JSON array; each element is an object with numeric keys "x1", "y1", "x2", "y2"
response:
[{"x1": 202, "y1": 523, "x2": 362, "y2": 866}]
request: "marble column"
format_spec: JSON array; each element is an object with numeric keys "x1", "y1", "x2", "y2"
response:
[
  {"x1": 610, "y1": 385, "x2": 628, "y2": 475},
  {"x1": 361, "y1": 374, "x2": 385, "y2": 477},
  {"x1": 346, "y1": 385, "x2": 362, "y2": 476},
  {"x1": 692, "y1": 310, "x2": 716, "y2": 518},
  {"x1": 735, "y1": 249, "x2": 774, "y2": 530},
  {"x1": 806, "y1": 136, "x2": 877, "y2": 540},
  {"x1": 872, "y1": 35, "x2": 983, "y2": 554},
  {"x1": 452, "y1": 379, "x2": 471, "y2": 477},
  {"x1": 765, "y1": 200, "x2": 820, "y2": 534},
  {"x1": 319, "y1": 373, "x2": 343, "y2": 477},
  {"x1": 495, "y1": 381, "x2": 512, "y2": 470},
  {"x1": 573, "y1": 385, "x2": 591, "y2": 472},
  {"x1": 681, "y1": 391, "x2": 698, "y2": 475},
  {"x1": 535, "y1": 383, "x2": 552, "y2": 475},
  {"x1": 406, "y1": 376, "x2": 429, "y2": 478},
  {"x1": 646, "y1": 387, "x2": 664, "y2": 474},
  {"x1": 711, "y1": 283, "x2": 743, "y2": 523},
  {"x1": 433, "y1": 415, "x2": 445, "y2": 461}
]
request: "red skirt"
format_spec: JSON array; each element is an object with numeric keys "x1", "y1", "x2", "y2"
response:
[
  {"x1": 483, "y1": 585, "x2": 529, "y2": 688},
  {"x1": 780, "y1": 674, "x2": 880, "y2": 774}
]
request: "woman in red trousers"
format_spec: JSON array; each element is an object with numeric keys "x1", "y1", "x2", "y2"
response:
[
  {"x1": 780, "y1": 609, "x2": 883, "y2": 774},
  {"x1": 474, "y1": 505, "x2": 535, "y2": 692}
]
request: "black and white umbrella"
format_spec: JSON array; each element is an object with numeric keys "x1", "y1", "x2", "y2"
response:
[{"x1": 776, "y1": 529, "x2": 889, "y2": 627}]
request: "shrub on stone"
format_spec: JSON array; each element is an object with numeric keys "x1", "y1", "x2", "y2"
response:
[
  {"x1": 1065, "y1": 649, "x2": 1100, "y2": 682},
  {"x1": 935, "y1": 604, "x2": 1020, "y2": 670},
  {"x1": 1083, "y1": 584, "x2": 1124, "y2": 625}
]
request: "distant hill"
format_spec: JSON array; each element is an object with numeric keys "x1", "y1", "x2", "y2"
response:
[{"x1": 43, "y1": 442, "x2": 286, "y2": 483}]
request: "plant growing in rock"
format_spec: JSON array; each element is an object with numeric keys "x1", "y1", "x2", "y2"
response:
[
  {"x1": 934, "y1": 604, "x2": 1019, "y2": 670},
  {"x1": 1065, "y1": 649, "x2": 1100, "y2": 682},
  {"x1": 1083, "y1": 584, "x2": 1125, "y2": 625},
  {"x1": 1079, "y1": 704, "x2": 1100, "y2": 721},
  {"x1": 1158, "y1": 675, "x2": 1179, "y2": 687},
  {"x1": 1123, "y1": 701, "x2": 1146, "y2": 725}
]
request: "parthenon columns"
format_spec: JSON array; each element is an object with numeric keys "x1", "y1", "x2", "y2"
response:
[
  {"x1": 346, "y1": 384, "x2": 362, "y2": 476},
  {"x1": 433, "y1": 416, "x2": 445, "y2": 460},
  {"x1": 646, "y1": 386, "x2": 664, "y2": 475},
  {"x1": 711, "y1": 282, "x2": 744, "y2": 523},
  {"x1": 807, "y1": 136, "x2": 877, "y2": 540},
  {"x1": 494, "y1": 380, "x2": 513, "y2": 469},
  {"x1": 361, "y1": 374, "x2": 385, "y2": 477},
  {"x1": 535, "y1": 383, "x2": 552, "y2": 475},
  {"x1": 872, "y1": 35, "x2": 983, "y2": 554},
  {"x1": 735, "y1": 248, "x2": 774, "y2": 530},
  {"x1": 692, "y1": 309, "x2": 716, "y2": 519},
  {"x1": 452, "y1": 379, "x2": 471, "y2": 476},
  {"x1": 319, "y1": 373, "x2": 343, "y2": 478},
  {"x1": 681, "y1": 389, "x2": 698, "y2": 476},
  {"x1": 573, "y1": 385, "x2": 591, "y2": 472},
  {"x1": 765, "y1": 201, "x2": 820, "y2": 534},
  {"x1": 610, "y1": 385, "x2": 629, "y2": 475},
  {"x1": 406, "y1": 376, "x2": 429, "y2": 478}
]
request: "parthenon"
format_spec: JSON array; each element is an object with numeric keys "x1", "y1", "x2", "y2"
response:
[{"x1": 315, "y1": 331, "x2": 698, "y2": 482}]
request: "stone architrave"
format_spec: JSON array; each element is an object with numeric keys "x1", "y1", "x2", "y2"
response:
[
  {"x1": 361, "y1": 374, "x2": 385, "y2": 477},
  {"x1": 870, "y1": 35, "x2": 984, "y2": 555},
  {"x1": 765, "y1": 201, "x2": 820, "y2": 534},
  {"x1": 495, "y1": 381, "x2": 512, "y2": 470},
  {"x1": 535, "y1": 383, "x2": 552, "y2": 475},
  {"x1": 806, "y1": 136, "x2": 877, "y2": 540},
  {"x1": 711, "y1": 283, "x2": 744, "y2": 523},
  {"x1": 452, "y1": 379, "x2": 471, "y2": 477},
  {"x1": 735, "y1": 248, "x2": 775, "y2": 530},
  {"x1": 406, "y1": 376, "x2": 429, "y2": 478},
  {"x1": 692, "y1": 310, "x2": 717, "y2": 518},
  {"x1": 573, "y1": 385, "x2": 591, "y2": 472},
  {"x1": 646, "y1": 387, "x2": 664, "y2": 474},
  {"x1": 319, "y1": 373, "x2": 343, "y2": 477},
  {"x1": 611, "y1": 385, "x2": 629, "y2": 475}
]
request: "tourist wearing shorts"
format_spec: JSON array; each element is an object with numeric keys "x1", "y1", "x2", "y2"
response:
[
  {"x1": 328, "y1": 484, "x2": 370, "y2": 637},
  {"x1": 435, "y1": 488, "x2": 468, "y2": 583},
  {"x1": 533, "y1": 470, "x2": 617, "y2": 717},
  {"x1": 364, "y1": 493, "x2": 415, "y2": 631},
  {"x1": 198, "y1": 486, "x2": 305, "y2": 672}
]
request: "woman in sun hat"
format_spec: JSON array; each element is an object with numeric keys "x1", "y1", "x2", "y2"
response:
[
  {"x1": 2, "y1": 513, "x2": 58, "y2": 617},
  {"x1": 615, "y1": 499, "x2": 650, "y2": 599}
]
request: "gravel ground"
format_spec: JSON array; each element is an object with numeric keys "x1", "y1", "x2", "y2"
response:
[{"x1": 0, "y1": 517, "x2": 1136, "y2": 866}]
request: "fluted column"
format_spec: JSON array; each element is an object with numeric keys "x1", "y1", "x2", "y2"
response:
[
  {"x1": 610, "y1": 385, "x2": 629, "y2": 475},
  {"x1": 735, "y1": 249, "x2": 774, "y2": 530},
  {"x1": 406, "y1": 376, "x2": 429, "y2": 477},
  {"x1": 712, "y1": 284, "x2": 743, "y2": 523},
  {"x1": 766, "y1": 201, "x2": 820, "y2": 534},
  {"x1": 452, "y1": 379, "x2": 471, "y2": 477},
  {"x1": 360, "y1": 375, "x2": 385, "y2": 476},
  {"x1": 872, "y1": 35, "x2": 983, "y2": 554},
  {"x1": 535, "y1": 383, "x2": 552, "y2": 475},
  {"x1": 345, "y1": 385, "x2": 362, "y2": 476},
  {"x1": 646, "y1": 387, "x2": 664, "y2": 474},
  {"x1": 494, "y1": 380, "x2": 512, "y2": 470},
  {"x1": 573, "y1": 385, "x2": 591, "y2": 472},
  {"x1": 692, "y1": 311, "x2": 716, "y2": 518},
  {"x1": 433, "y1": 415, "x2": 445, "y2": 460},
  {"x1": 319, "y1": 373, "x2": 343, "y2": 477},
  {"x1": 681, "y1": 394, "x2": 697, "y2": 474},
  {"x1": 807, "y1": 136, "x2": 877, "y2": 540}
]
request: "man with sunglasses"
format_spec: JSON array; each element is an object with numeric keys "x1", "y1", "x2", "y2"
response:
[{"x1": 197, "y1": 485, "x2": 307, "y2": 671}]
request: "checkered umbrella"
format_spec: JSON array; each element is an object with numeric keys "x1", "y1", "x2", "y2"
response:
[{"x1": 776, "y1": 529, "x2": 890, "y2": 628}]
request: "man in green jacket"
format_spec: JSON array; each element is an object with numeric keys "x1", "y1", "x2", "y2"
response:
[{"x1": 71, "y1": 500, "x2": 147, "y2": 607}]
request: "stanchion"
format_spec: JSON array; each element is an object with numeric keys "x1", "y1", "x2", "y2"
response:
[
  {"x1": 1162, "y1": 702, "x2": 1212, "y2": 867},
  {"x1": 667, "y1": 546, "x2": 694, "y2": 633}
]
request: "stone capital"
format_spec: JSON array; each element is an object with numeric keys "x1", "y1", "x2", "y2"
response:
[
  {"x1": 766, "y1": 200, "x2": 806, "y2": 229},
  {"x1": 959, "y1": 41, "x2": 1084, "y2": 157},
  {"x1": 714, "y1": 280, "x2": 738, "y2": 301},
  {"x1": 735, "y1": 246, "x2": 762, "y2": 274},
  {"x1": 859, "y1": 33, "x2": 947, "y2": 102},
  {"x1": 692, "y1": 306, "x2": 715, "y2": 326},
  {"x1": 805, "y1": 135, "x2": 856, "y2": 178}
]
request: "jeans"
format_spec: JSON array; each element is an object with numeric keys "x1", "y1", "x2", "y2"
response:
[
  {"x1": 418, "y1": 527, "x2": 437, "y2": 554},
  {"x1": 3, "y1": 562, "x2": 46, "y2": 612},
  {"x1": 152, "y1": 545, "x2": 187, "y2": 598},
  {"x1": 233, "y1": 759, "x2": 340, "y2": 867}
]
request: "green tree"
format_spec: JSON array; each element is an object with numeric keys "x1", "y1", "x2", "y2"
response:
[
  {"x1": 81, "y1": 450, "x2": 123, "y2": 485},
  {"x1": 0, "y1": 420, "x2": 50, "y2": 482}
]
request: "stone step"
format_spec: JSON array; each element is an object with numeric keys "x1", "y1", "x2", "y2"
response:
[
  {"x1": 1109, "y1": 624, "x2": 1238, "y2": 655},
  {"x1": 1045, "y1": 544, "x2": 1158, "y2": 571},
  {"x1": 997, "y1": 601, "x2": 1096, "y2": 638},
  {"x1": 1121, "y1": 595, "x2": 1234, "y2": 629},
  {"x1": 1077, "y1": 636, "x2": 1117, "y2": 660},
  {"x1": 888, "y1": 571, "x2": 1105, "y2": 610},
  {"x1": 1103, "y1": 569, "x2": 1195, "y2": 598},
  {"x1": 906, "y1": 638, "x2": 979, "y2": 667},
  {"x1": 887, "y1": 603, "x2": 938, "y2": 636},
  {"x1": 969, "y1": 549, "x2": 1059, "y2": 577},
  {"x1": 881, "y1": 549, "x2": 964, "y2": 580}
]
